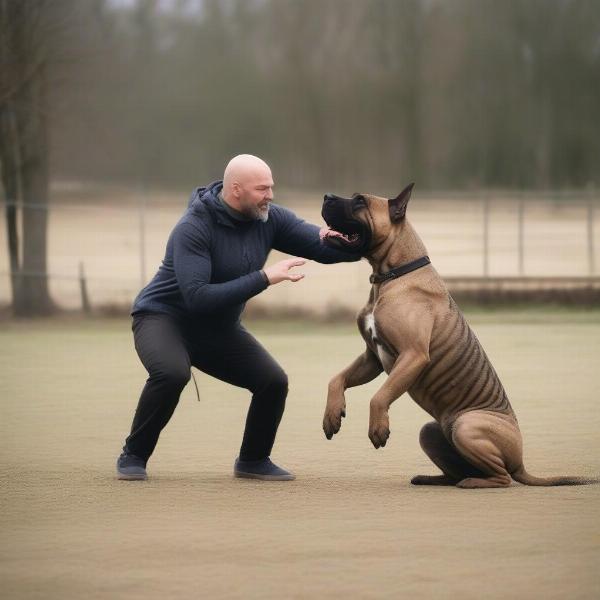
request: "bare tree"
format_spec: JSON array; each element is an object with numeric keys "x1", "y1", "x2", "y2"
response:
[{"x1": 0, "y1": 0, "x2": 58, "y2": 315}]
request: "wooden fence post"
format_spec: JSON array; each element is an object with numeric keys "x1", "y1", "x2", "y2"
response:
[
  {"x1": 483, "y1": 194, "x2": 490, "y2": 277},
  {"x1": 587, "y1": 191, "x2": 595, "y2": 276},
  {"x1": 79, "y1": 261, "x2": 91, "y2": 314},
  {"x1": 518, "y1": 194, "x2": 525, "y2": 276}
]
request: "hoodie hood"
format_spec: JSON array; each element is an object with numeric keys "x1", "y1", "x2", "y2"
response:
[
  {"x1": 188, "y1": 180, "x2": 223, "y2": 209},
  {"x1": 188, "y1": 180, "x2": 246, "y2": 228}
]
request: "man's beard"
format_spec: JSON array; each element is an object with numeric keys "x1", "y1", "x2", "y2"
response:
[{"x1": 247, "y1": 204, "x2": 269, "y2": 223}]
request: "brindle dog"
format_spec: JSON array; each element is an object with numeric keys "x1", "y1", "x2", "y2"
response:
[{"x1": 321, "y1": 184, "x2": 593, "y2": 488}]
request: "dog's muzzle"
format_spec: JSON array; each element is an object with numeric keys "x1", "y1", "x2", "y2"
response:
[{"x1": 321, "y1": 194, "x2": 372, "y2": 254}]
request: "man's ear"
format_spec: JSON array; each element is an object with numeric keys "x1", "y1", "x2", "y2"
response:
[{"x1": 388, "y1": 183, "x2": 415, "y2": 223}]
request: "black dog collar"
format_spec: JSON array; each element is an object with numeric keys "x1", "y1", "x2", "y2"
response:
[{"x1": 370, "y1": 256, "x2": 431, "y2": 284}]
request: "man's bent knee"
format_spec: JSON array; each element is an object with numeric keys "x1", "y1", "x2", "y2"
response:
[
  {"x1": 256, "y1": 369, "x2": 288, "y2": 398},
  {"x1": 151, "y1": 364, "x2": 191, "y2": 390}
]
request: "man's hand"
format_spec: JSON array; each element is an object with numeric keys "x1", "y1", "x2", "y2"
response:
[{"x1": 263, "y1": 258, "x2": 306, "y2": 285}]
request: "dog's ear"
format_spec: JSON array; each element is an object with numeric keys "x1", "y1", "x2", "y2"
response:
[{"x1": 388, "y1": 183, "x2": 415, "y2": 223}]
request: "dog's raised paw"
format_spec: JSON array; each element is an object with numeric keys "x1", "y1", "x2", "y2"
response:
[
  {"x1": 369, "y1": 426, "x2": 390, "y2": 448},
  {"x1": 323, "y1": 413, "x2": 343, "y2": 439}
]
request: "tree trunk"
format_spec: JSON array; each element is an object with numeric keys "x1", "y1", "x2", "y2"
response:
[
  {"x1": 0, "y1": 106, "x2": 24, "y2": 308},
  {"x1": 14, "y1": 66, "x2": 54, "y2": 316},
  {"x1": 0, "y1": 0, "x2": 56, "y2": 316}
]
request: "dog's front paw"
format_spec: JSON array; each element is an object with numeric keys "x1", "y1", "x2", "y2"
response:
[
  {"x1": 368, "y1": 402, "x2": 390, "y2": 448},
  {"x1": 323, "y1": 400, "x2": 346, "y2": 440}
]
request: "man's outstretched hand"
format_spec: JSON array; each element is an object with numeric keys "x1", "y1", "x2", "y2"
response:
[{"x1": 263, "y1": 258, "x2": 306, "y2": 285}]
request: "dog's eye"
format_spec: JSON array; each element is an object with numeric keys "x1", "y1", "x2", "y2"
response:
[{"x1": 352, "y1": 194, "x2": 367, "y2": 210}]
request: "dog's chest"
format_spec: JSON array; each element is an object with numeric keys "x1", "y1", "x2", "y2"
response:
[{"x1": 362, "y1": 312, "x2": 396, "y2": 373}]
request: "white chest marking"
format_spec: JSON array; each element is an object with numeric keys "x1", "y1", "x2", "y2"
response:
[{"x1": 365, "y1": 312, "x2": 395, "y2": 373}]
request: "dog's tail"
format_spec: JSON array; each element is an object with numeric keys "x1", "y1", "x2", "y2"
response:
[{"x1": 511, "y1": 466, "x2": 598, "y2": 486}]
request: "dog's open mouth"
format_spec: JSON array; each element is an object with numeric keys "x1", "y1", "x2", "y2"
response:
[{"x1": 319, "y1": 227, "x2": 362, "y2": 248}]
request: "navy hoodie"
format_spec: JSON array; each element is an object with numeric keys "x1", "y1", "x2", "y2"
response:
[{"x1": 132, "y1": 181, "x2": 360, "y2": 326}]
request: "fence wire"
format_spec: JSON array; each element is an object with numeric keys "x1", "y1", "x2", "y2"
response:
[{"x1": 1, "y1": 189, "x2": 598, "y2": 312}]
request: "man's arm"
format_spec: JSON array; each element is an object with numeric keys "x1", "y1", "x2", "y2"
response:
[
  {"x1": 173, "y1": 222, "x2": 306, "y2": 314},
  {"x1": 173, "y1": 223, "x2": 268, "y2": 315},
  {"x1": 271, "y1": 205, "x2": 361, "y2": 264}
]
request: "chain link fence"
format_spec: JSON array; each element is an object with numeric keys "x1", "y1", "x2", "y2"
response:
[{"x1": 1, "y1": 186, "x2": 598, "y2": 314}]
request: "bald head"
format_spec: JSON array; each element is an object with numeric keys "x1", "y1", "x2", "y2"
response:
[
  {"x1": 223, "y1": 154, "x2": 271, "y2": 190},
  {"x1": 222, "y1": 154, "x2": 274, "y2": 222}
]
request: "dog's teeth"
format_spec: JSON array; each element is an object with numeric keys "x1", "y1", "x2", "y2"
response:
[{"x1": 322, "y1": 229, "x2": 359, "y2": 244}]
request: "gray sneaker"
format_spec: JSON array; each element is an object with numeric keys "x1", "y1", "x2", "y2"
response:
[
  {"x1": 233, "y1": 457, "x2": 295, "y2": 481},
  {"x1": 116, "y1": 452, "x2": 147, "y2": 481}
]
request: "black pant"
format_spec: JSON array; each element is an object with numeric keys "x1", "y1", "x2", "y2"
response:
[{"x1": 124, "y1": 313, "x2": 288, "y2": 462}]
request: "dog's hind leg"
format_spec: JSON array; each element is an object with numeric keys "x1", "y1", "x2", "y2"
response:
[
  {"x1": 411, "y1": 421, "x2": 485, "y2": 485},
  {"x1": 451, "y1": 411, "x2": 522, "y2": 489}
]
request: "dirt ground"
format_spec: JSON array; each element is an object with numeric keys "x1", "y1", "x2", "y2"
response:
[{"x1": 1, "y1": 311, "x2": 599, "y2": 599}]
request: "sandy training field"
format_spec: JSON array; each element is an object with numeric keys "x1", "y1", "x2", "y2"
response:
[{"x1": 1, "y1": 311, "x2": 599, "y2": 599}]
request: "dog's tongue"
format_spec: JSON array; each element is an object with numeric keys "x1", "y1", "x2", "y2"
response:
[{"x1": 320, "y1": 227, "x2": 354, "y2": 243}]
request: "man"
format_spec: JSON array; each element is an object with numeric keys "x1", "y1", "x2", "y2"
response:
[{"x1": 117, "y1": 154, "x2": 359, "y2": 481}]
